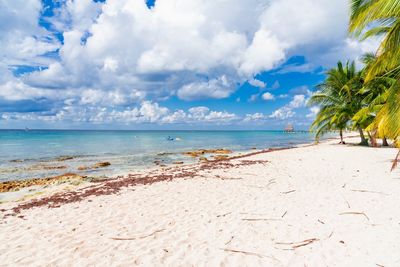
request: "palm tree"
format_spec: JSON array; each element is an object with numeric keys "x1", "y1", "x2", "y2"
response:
[
  {"x1": 349, "y1": 0, "x2": 400, "y2": 144},
  {"x1": 309, "y1": 61, "x2": 366, "y2": 144},
  {"x1": 352, "y1": 53, "x2": 397, "y2": 145},
  {"x1": 349, "y1": 0, "x2": 400, "y2": 80}
]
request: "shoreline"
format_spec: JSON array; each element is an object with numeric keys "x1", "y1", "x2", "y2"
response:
[
  {"x1": 0, "y1": 133, "x2": 370, "y2": 215},
  {"x1": 0, "y1": 130, "x2": 328, "y2": 184},
  {"x1": 1, "y1": 136, "x2": 399, "y2": 265},
  {"x1": 0, "y1": 135, "x2": 324, "y2": 198},
  {"x1": 0, "y1": 144, "x2": 312, "y2": 216}
]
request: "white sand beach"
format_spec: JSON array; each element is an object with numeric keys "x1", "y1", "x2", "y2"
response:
[{"x1": 1, "y1": 137, "x2": 400, "y2": 266}]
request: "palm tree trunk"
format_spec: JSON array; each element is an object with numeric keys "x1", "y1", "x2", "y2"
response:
[
  {"x1": 382, "y1": 137, "x2": 389, "y2": 146},
  {"x1": 339, "y1": 129, "x2": 344, "y2": 144},
  {"x1": 367, "y1": 131, "x2": 378, "y2": 147},
  {"x1": 358, "y1": 128, "x2": 368, "y2": 146}
]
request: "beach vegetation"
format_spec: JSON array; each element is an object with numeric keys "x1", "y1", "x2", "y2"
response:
[
  {"x1": 309, "y1": 0, "x2": 400, "y2": 168},
  {"x1": 349, "y1": 0, "x2": 400, "y2": 144},
  {"x1": 308, "y1": 61, "x2": 365, "y2": 144}
]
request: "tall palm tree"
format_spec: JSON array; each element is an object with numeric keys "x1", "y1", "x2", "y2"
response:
[
  {"x1": 309, "y1": 61, "x2": 366, "y2": 144},
  {"x1": 349, "y1": 0, "x2": 400, "y2": 144},
  {"x1": 353, "y1": 53, "x2": 398, "y2": 145}
]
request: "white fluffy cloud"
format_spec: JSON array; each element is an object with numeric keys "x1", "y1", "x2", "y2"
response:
[
  {"x1": 248, "y1": 78, "x2": 266, "y2": 88},
  {"x1": 269, "y1": 107, "x2": 295, "y2": 120},
  {"x1": 269, "y1": 94, "x2": 308, "y2": 120},
  {"x1": 306, "y1": 106, "x2": 320, "y2": 118},
  {"x1": 0, "y1": 0, "x2": 380, "y2": 126},
  {"x1": 0, "y1": 0, "x2": 60, "y2": 67},
  {"x1": 243, "y1": 112, "x2": 266, "y2": 122},
  {"x1": 177, "y1": 76, "x2": 234, "y2": 101},
  {"x1": 1, "y1": 101, "x2": 239, "y2": 125},
  {"x1": 262, "y1": 92, "x2": 275, "y2": 101},
  {"x1": 289, "y1": 94, "x2": 307, "y2": 108},
  {"x1": 6, "y1": 0, "x2": 374, "y2": 93},
  {"x1": 0, "y1": 80, "x2": 56, "y2": 101}
]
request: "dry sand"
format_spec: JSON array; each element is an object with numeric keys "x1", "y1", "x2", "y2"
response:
[{"x1": 1, "y1": 137, "x2": 400, "y2": 266}]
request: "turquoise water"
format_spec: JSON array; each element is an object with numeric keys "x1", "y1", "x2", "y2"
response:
[{"x1": 0, "y1": 130, "x2": 319, "y2": 182}]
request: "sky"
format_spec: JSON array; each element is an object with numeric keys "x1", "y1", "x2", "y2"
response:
[{"x1": 0, "y1": 0, "x2": 379, "y2": 130}]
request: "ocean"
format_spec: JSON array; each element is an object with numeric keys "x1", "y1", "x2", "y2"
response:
[{"x1": 0, "y1": 130, "x2": 322, "y2": 182}]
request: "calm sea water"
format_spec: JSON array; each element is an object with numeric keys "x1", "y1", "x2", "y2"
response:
[{"x1": 0, "y1": 130, "x2": 320, "y2": 182}]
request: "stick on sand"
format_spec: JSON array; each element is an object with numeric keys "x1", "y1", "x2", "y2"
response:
[{"x1": 111, "y1": 229, "x2": 165, "y2": 240}]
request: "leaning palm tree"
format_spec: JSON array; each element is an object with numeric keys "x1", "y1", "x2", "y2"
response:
[
  {"x1": 352, "y1": 53, "x2": 394, "y2": 146},
  {"x1": 349, "y1": 0, "x2": 400, "y2": 147},
  {"x1": 309, "y1": 61, "x2": 365, "y2": 144},
  {"x1": 349, "y1": 0, "x2": 400, "y2": 80}
]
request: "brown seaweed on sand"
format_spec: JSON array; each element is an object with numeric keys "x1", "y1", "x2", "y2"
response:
[
  {"x1": 182, "y1": 149, "x2": 232, "y2": 158},
  {"x1": 2, "y1": 148, "x2": 278, "y2": 217},
  {"x1": 78, "y1": 162, "x2": 111, "y2": 171},
  {"x1": 0, "y1": 173, "x2": 84, "y2": 193}
]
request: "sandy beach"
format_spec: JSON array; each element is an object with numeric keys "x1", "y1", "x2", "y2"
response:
[{"x1": 1, "y1": 137, "x2": 400, "y2": 266}]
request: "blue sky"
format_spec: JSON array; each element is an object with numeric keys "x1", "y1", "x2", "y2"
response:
[{"x1": 0, "y1": 0, "x2": 378, "y2": 130}]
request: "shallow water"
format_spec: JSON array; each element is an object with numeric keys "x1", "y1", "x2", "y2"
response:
[{"x1": 0, "y1": 130, "x2": 323, "y2": 182}]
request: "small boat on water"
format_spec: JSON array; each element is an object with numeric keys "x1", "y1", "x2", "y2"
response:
[{"x1": 284, "y1": 124, "x2": 294, "y2": 132}]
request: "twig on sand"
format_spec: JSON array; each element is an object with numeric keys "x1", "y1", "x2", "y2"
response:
[
  {"x1": 267, "y1": 179, "x2": 276, "y2": 188},
  {"x1": 339, "y1": 211, "x2": 370, "y2": 221},
  {"x1": 224, "y1": 236, "x2": 234, "y2": 245},
  {"x1": 111, "y1": 229, "x2": 165, "y2": 240},
  {"x1": 281, "y1": 211, "x2": 287, "y2": 218},
  {"x1": 318, "y1": 219, "x2": 325, "y2": 224},
  {"x1": 292, "y1": 238, "x2": 319, "y2": 249},
  {"x1": 328, "y1": 231, "x2": 334, "y2": 238},
  {"x1": 273, "y1": 246, "x2": 294, "y2": 251},
  {"x1": 276, "y1": 238, "x2": 319, "y2": 249},
  {"x1": 220, "y1": 177, "x2": 243, "y2": 180},
  {"x1": 221, "y1": 248, "x2": 268, "y2": 258},
  {"x1": 345, "y1": 200, "x2": 351, "y2": 209},
  {"x1": 350, "y1": 189, "x2": 388, "y2": 196},
  {"x1": 391, "y1": 149, "x2": 400, "y2": 172},
  {"x1": 281, "y1": 190, "x2": 296, "y2": 194},
  {"x1": 217, "y1": 212, "x2": 232, "y2": 218}
]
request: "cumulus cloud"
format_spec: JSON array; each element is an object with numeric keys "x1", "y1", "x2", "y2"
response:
[
  {"x1": 261, "y1": 92, "x2": 275, "y2": 101},
  {"x1": 177, "y1": 76, "x2": 234, "y2": 101},
  {"x1": 243, "y1": 112, "x2": 266, "y2": 122},
  {"x1": 0, "y1": 0, "x2": 380, "y2": 126},
  {"x1": 1, "y1": 101, "x2": 239, "y2": 125},
  {"x1": 269, "y1": 107, "x2": 295, "y2": 120},
  {"x1": 0, "y1": 80, "x2": 58, "y2": 101},
  {"x1": 289, "y1": 94, "x2": 307, "y2": 108},
  {"x1": 306, "y1": 106, "x2": 320, "y2": 118},
  {"x1": 239, "y1": 29, "x2": 286, "y2": 76},
  {"x1": 0, "y1": 0, "x2": 60, "y2": 67},
  {"x1": 248, "y1": 78, "x2": 266, "y2": 88},
  {"x1": 269, "y1": 94, "x2": 307, "y2": 120}
]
